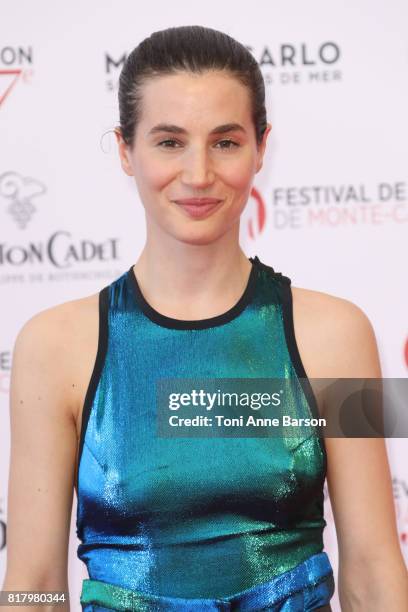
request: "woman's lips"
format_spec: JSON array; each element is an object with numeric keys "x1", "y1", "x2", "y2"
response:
[{"x1": 173, "y1": 198, "x2": 223, "y2": 218}]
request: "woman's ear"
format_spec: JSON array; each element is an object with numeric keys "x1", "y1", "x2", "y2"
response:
[
  {"x1": 255, "y1": 122, "x2": 272, "y2": 173},
  {"x1": 114, "y1": 128, "x2": 134, "y2": 177}
]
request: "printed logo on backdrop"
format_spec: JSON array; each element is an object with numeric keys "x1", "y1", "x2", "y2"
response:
[
  {"x1": 0, "y1": 351, "x2": 11, "y2": 395},
  {"x1": 0, "y1": 46, "x2": 33, "y2": 108},
  {"x1": 105, "y1": 52, "x2": 126, "y2": 92},
  {"x1": 393, "y1": 478, "x2": 408, "y2": 547},
  {"x1": 243, "y1": 187, "x2": 267, "y2": 240},
  {"x1": 248, "y1": 182, "x2": 407, "y2": 233},
  {"x1": 0, "y1": 171, "x2": 122, "y2": 285},
  {"x1": 247, "y1": 42, "x2": 342, "y2": 85},
  {"x1": 103, "y1": 43, "x2": 341, "y2": 93},
  {"x1": 270, "y1": 181, "x2": 408, "y2": 228}
]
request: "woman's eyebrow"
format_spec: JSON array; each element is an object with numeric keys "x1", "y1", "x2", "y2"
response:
[{"x1": 147, "y1": 123, "x2": 247, "y2": 135}]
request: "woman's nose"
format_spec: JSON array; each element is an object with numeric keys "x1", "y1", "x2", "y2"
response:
[{"x1": 180, "y1": 147, "x2": 215, "y2": 187}]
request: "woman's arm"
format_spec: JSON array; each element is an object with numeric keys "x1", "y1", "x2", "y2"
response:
[
  {"x1": 1, "y1": 305, "x2": 80, "y2": 610},
  {"x1": 317, "y1": 296, "x2": 408, "y2": 610}
]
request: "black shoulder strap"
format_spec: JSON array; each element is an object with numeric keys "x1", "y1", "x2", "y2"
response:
[
  {"x1": 277, "y1": 279, "x2": 323, "y2": 424},
  {"x1": 251, "y1": 255, "x2": 292, "y2": 285},
  {"x1": 76, "y1": 285, "x2": 110, "y2": 491},
  {"x1": 277, "y1": 279, "x2": 307, "y2": 380}
]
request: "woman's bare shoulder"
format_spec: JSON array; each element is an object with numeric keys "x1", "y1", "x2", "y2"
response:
[
  {"x1": 292, "y1": 284, "x2": 362, "y2": 311},
  {"x1": 291, "y1": 284, "x2": 371, "y2": 330},
  {"x1": 290, "y1": 285, "x2": 380, "y2": 378},
  {"x1": 17, "y1": 292, "x2": 100, "y2": 338},
  {"x1": 15, "y1": 290, "x2": 101, "y2": 359},
  {"x1": 13, "y1": 292, "x2": 101, "y2": 428}
]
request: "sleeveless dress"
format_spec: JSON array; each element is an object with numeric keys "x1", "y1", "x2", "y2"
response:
[{"x1": 75, "y1": 255, "x2": 335, "y2": 611}]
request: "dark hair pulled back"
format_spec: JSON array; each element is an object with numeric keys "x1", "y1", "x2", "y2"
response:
[{"x1": 118, "y1": 25, "x2": 267, "y2": 148}]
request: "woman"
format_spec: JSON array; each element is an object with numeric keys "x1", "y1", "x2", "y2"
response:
[{"x1": 2, "y1": 25, "x2": 408, "y2": 612}]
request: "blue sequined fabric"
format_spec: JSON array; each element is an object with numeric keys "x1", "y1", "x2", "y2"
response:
[
  {"x1": 80, "y1": 551, "x2": 334, "y2": 610},
  {"x1": 76, "y1": 255, "x2": 334, "y2": 608}
]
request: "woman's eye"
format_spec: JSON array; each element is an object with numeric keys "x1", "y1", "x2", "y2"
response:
[
  {"x1": 215, "y1": 139, "x2": 239, "y2": 150},
  {"x1": 157, "y1": 139, "x2": 181, "y2": 148},
  {"x1": 156, "y1": 139, "x2": 239, "y2": 150}
]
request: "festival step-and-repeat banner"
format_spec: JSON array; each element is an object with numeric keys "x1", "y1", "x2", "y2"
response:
[{"x1": 1, "y1": 2, "x2": 407, "y2": 610}]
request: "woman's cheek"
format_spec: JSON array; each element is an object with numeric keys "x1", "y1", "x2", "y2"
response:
[
  {"x1": 220, "y1": 158, "x2": 256, "y2": 191},
  {"x1": 134, "y1": 153, "x2": 176, "y2": 190},
  {"x1": 216, "y1": 145, "x2": 256, "y2": 186}
]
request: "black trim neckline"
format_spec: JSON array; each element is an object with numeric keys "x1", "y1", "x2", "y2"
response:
[{"x1": 127, "y1": 256, "x2": 261, "y2": 330}]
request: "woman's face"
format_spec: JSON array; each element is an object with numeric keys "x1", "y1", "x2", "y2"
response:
[{"x1": 116, "y1": 70, "x2": 271, "y2": 245}]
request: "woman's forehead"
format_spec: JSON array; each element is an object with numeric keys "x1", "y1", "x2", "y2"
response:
[{"x1": 139, "y1": 71, "x2": 252, "y2": 128}]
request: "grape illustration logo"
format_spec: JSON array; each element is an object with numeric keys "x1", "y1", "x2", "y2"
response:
[
  {"x1": 0, "y1": 171, "x2": 45, "y2": 229},
  {"x1": 0, "y1": 170, "x2": 121, "y2": 283}
]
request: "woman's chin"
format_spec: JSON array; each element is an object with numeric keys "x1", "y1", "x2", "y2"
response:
[{"x1": 167, "y1": 224, "x2": 228, "y2": 246}]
